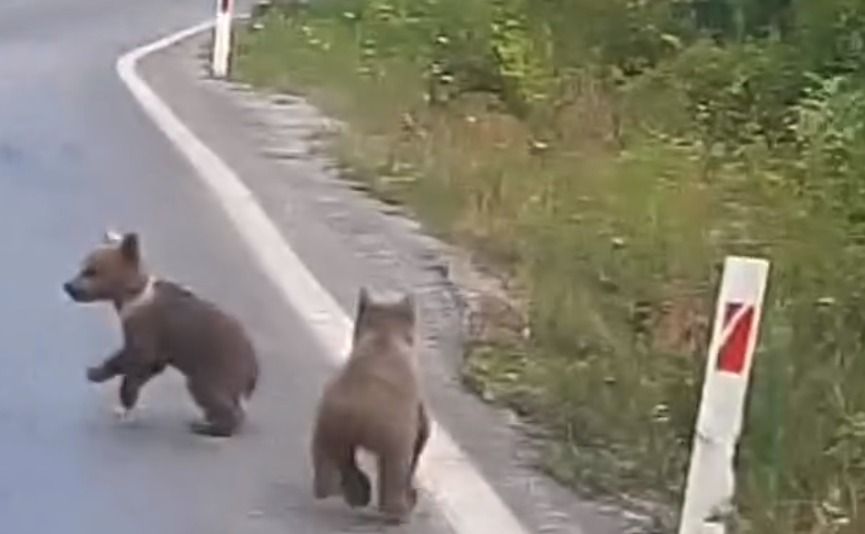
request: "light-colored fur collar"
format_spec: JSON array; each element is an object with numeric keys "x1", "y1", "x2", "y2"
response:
[{"x1": 119, "y1": 276, "x2": 157, "y2": 320}]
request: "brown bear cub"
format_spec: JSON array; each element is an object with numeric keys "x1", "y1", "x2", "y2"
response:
[
  {"x1": 63, "y1": 231, "x2": 259, "y2": 437},
  {"x1": 311, "y1": 287, "x2": 430, "y2": 524}
]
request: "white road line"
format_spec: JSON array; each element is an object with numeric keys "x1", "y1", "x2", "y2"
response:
[{"x1": 117, "y1": 20, "x2": 533, "y2": 534}]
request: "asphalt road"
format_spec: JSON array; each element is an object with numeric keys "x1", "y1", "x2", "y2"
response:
[{"x1": 0, "y1": 1, "x2": 454, "y2": 532}]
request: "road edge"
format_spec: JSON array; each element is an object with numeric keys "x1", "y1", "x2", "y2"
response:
[{"x1": 116, "y1": 20, "x2": 535, "y2": 534}]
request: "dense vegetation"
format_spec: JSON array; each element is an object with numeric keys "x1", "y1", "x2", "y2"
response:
[{"x1": 235, "y1": 1, "x2": 865, "y2": 531}]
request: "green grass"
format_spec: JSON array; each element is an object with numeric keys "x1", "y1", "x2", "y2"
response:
[{"x1": 233, "y1": 3, "x2": 865, "y2": 532}]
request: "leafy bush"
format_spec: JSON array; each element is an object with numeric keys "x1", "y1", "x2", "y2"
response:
[{"x1": 237, "y1": 0, "x2": 865, "y2": 530}]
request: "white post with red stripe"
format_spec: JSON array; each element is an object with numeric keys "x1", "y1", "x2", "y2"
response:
[
  {"x1": 678, "y1": 256, "x2": 770, "y2": 534},
  {"x1": 211, "y1": 0, "x2": 234, "y2": 78}
]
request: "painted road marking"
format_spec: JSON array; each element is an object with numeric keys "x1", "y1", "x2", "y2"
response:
[{"x1": 117, "y1": 20, "x2": 534, "y2": 534}]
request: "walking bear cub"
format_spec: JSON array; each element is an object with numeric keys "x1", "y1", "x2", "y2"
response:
[
  {"x1": 64, "y1": 231, "x2": 259, "y2": 437},
  {"x1": 311, "y1": 287, "x2": 430, "y2": 524}
]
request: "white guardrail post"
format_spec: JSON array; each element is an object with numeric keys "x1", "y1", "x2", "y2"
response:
[
  {"x1": 678, "y1": 256, "x2": 770, "y2": 534},
  {"x1": 212, "y1": 0, "x2": 234, "y2": 78}
]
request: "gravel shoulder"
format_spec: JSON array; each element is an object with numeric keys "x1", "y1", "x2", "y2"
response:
[{"x1": 138, "y1": 30, "x2": 650, "y2": 534}]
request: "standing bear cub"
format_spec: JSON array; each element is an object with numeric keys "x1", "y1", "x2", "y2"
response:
[
  {"x1": 64, "y1": 231, "x2": 259, "y2": 437},
  {"x1": 311, "y1": 287, "x2": 430, "y2": 524}
]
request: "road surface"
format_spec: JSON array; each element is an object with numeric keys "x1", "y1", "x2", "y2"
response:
[
  {"x1": 0, "y1": 1, "x2": 641, "y2": 533},
  {"x1": 0, "y1": 1, "x2": 452, "y2": 532}
]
